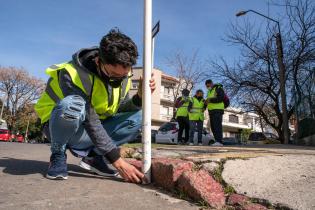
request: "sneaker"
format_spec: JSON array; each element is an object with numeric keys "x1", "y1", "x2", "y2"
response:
[
  {"x1": 46, "y1": 153, "x2": 68, "y2": 180},
  {"x1": 79, "y1": 155, "x2": 119, "y2": 177},
  {"x1": 211, "y1": 142, "x2": 224, "y2": 146},
  {"x1": 188, "y1": 142, "x2": 194, "y2": 146},
  {"x1": 198, "y1": 143, "x2": 203, "y2": 146}
]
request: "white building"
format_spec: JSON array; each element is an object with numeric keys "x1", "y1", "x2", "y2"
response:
[{"x1": 129, "y1": 67, "x2": 178, "y2": 130}]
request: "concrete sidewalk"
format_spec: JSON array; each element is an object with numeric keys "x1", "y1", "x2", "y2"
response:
[
  {"x1": 0, "y1": 142, "x2": 198, "y2": 210},
  {"x1": 1, "y1": 142, "x2": 314, "y2": 210},
  {"x1": 124, "y1": 143, "x2": 315, "y2": 209}
]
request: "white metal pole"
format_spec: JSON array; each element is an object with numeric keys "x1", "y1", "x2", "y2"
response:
[
  {"x1": 142, "y1": 0, "x2": 152, "y2": 184},
  {"x1": 152, "y1": 37, "x2": 155, "y2": 70}
]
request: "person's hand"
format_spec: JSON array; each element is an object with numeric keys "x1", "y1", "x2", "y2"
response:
[
  {"x1": 112, "y1": 158, "x2": 144, "y2": 183},
  {"x1": 205, "y1": 98, "x2": 213, "y2": 104},
  {"x1": 137, "y1": 73, "x2": 156, "y2": 98}
]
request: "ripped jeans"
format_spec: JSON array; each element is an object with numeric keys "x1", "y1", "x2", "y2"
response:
[{"x1": 44, "y1": 95, "x2": 142, "y2": 156}]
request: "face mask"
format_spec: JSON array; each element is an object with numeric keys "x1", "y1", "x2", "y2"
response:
[
  {"x1": 197, "y1": 96, "x2": 203, "y2": 100},
  {"x1": 109, "y1": 79, "x2": 123, "y2": 88}
]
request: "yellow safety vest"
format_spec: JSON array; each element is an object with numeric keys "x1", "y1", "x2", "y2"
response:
[
  {"x1": 207, "y1": 86, "x2": 224, "y2": 111},
  {"x1": 175, "y1": 97, "x2": 190, "y2": 118},
  {"x1": 188, "y1": 97, "x2": 205, "y2": 121},
  {"x1": 35, "y1": 62, "x2": 131, "y2": 124}
]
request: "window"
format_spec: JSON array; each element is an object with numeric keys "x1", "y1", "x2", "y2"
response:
[
  {"x1": 132, "y1": 80, "x2": 139, "y2": 89},
  {"x1": 160, "y1": 106, "x2": 172, "y2": 116},
  {"x1": 159, "y1": 122, "x2": 177, "y2": 131},
  {"x1": 0, "y1": 129, "x2": 9, "y2": 134},
  {"x1": 164, "y1": 86, "x2": 173, "y2": 95},
  {"x1": 229, "y1": 114, "x2": 239, "y2": 123}
]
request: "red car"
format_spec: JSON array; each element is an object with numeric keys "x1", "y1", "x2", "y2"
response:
[
  {"x1": 0, "y1": 129, "x2": 12, "y2": 142},
  {"x1": 11, "y1": 134, "x2": 24, "y2": 143}
]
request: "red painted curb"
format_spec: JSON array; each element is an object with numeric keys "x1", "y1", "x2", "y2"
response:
[
  {"x1": 152, "y1": 158, "x2": 194, "y2": 190},
  {"x1": 177, "y1": 169, "x2": 225, "y2": 209},
  {"x1": 125, "y1": 158, "x2": 270, "y2": 209}
]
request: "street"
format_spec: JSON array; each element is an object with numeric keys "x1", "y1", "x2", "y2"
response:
[{"x1": 0, "y1": 142, "x2": 198, "y2": 210}]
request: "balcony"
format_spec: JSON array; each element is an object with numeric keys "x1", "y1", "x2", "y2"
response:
[
  {"x1": 160, "y1": 114, "x2": 173, "y2": 122},
  {"x1": 160, "y1": 93, "x2": 174, "y2": 102},
  {"x1": 222, "y1": 118, "x2": 250, "y2": 129}
]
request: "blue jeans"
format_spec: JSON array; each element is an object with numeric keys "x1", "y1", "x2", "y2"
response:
[
  {"x1": 189, "y1": 120, "x2": 203, "y2": 143},
  {"x1": 44, "y1": 95, "x2": 142, "y2": 156}
]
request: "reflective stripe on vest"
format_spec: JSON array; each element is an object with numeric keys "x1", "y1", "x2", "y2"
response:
[
  {"x1": 207, "y1": 86, "x2": 224, "y2": 111},
  {"x1": 188, "y1": 97, "x2": 205, "y2": 121},
  {"x1": 35, "y1": 62, "x2": 130, "y2": 123},
  {"x1": 45, "y1": 78, "x2": 60, "y2": 103}
]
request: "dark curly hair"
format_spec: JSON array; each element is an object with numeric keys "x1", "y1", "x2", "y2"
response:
[{"x1": 99, "y1": 28, "x2": 138, "y2": 67}]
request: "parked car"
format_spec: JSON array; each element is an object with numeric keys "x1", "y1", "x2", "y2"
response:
[
  {"x1": 248, "y1": 132, "x2": 280, "y2": 144},
  {"x1": 0, "y1": 129, "x2": 11, "y2": 142},
  {"x1": 11, "y1": 134, "x2": 24, "y2": 143},
  {"x1": 155, "y1": 122, "x2": 214, "y2": 145},
  {"x1": 133, "y1": 129, "x2": 158, "y2": 143},
  {"x1": 222, "y1": 137, "x2": 239, "y2": 145}
]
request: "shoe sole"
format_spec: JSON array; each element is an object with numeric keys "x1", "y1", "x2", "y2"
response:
[
  {"x1": 79, "y1": 161, "x2": 119, "y2": 177},
  {"x1": 46, "y1": 174, "x2": 68, "y2": 180}
]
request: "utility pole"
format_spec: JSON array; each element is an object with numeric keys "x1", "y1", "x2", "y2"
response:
[
  {"x1": 236, "y1": 9, "x2": 290, "y2": 144},
  {"x1": 275, "y1": 32, "x2": 289, "y2": 144}
]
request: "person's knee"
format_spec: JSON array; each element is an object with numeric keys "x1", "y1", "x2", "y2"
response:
[
  {"x1": 58, "y1": 95, "x2": 86, "y2": 121},
  {"x1": 127, "y1": 110, "x2": 142, "y2": 124}
]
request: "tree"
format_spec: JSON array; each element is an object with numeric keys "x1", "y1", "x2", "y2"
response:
[
  {"x1": 0, "y1": 66, "x2": 45, "y2": 133},
  {"x1": 209, "y1": 0, "x2": 315, "y2": 143},
  {"x1": 167, "y1": 50, "x2": 207, "y2": 118}
]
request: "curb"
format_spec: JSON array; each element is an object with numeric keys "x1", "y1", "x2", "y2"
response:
[{"x1": 125, "y1": 158, "x2": 273, "y2": 209}]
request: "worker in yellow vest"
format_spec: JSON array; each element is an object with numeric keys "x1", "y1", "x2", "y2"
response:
[
  {"x1": 35, "y1": 29, "x2": 156, "y2": 183},
  {"x1": 175, "y1": 89, "x2": 190, "y2": 144},
  {"x1": 188, "y1": 90, "x2": 206, "y2": 146},
  {"x1": 205, "y1": 79, "x2": 225, "y2": 146}
]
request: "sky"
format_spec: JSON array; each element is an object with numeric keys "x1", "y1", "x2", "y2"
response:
[{"x1": 0, "y1": 0, "x2": 283, "y2": 81}]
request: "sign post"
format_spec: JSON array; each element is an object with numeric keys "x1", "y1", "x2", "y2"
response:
[{"x1": 142, "y1": 0, "x2": 153, "y2": 184}]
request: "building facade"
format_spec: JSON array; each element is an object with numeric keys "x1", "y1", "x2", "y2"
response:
[{"x1": 129, "y1": 67, "x2": 179, "y2": 130}]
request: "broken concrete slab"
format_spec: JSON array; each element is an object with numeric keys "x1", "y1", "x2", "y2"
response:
[
  {"x1": 223, "y1": 154, "x2": 315, "y2": 210},
  {"x1": 227, "y1": 194, "x2": 250, "y2": 206},
  {"x1": 242, "y1": 203, "x2": 268, "y2": 210},
  {"x1": 201, "y1": 162, "x2": 220, "y2": 174},
  {"x1": 177, "y1": 169, "x2": 225, "y2": 209},
  {"x1": 182, "y1": 152, "x2": 283, "y2": 163},
  {"x1": 152, "y1": 158, "x2": 193, "y2": 190}
]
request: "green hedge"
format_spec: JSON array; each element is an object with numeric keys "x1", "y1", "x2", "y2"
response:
[{"x1": 298, "y1": 118, "x2": 315, "y2": 139}]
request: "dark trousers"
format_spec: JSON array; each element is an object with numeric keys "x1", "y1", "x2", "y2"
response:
[
  {"x1": 189, "y1": 120, "x2": 203, "y2": 143},
  {"x1": 209, "y1": 111, "x2": 223, "y2": 143},
  {"x1": 177, "y1": 116, "x2": 189, "y2": 143}
]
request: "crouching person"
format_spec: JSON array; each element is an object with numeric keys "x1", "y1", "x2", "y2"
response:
[{"x1": 35, "y1": 29, "x2": 156, "y2": 183}]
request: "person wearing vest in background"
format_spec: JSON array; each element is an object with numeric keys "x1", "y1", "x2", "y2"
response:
[
  {"x1": 35, "y1": 29, "x2": 156, "y2": 183},
  {"x1": 205, "y1": 79, "x2": 224, "y2": 146},
  {"x1": 188, "y1": 90, "x2": 206, "y2": 146},
  {"x1": 175, "y1": 89, "x2": 190, "y2": 144}
]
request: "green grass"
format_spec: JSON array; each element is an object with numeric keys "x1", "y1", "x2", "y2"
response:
[{"x1": 211, "y1": 160, "x2": 236, "y2": 195}]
